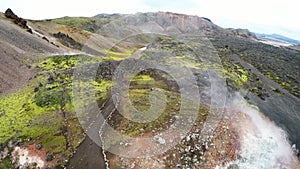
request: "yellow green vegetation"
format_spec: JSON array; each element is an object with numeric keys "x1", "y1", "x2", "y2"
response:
[
  {"x1": 124, "y1": 88, "x2": 181, "y2": 136},
  {"x1": 104, "y1": 48, "x2": 139, "y2": 61},
  {"x1": 94, "y1": 80, "x2": 112, "y2": 99},
  {"x1": 262, "y1": 70, "x2": 299, "y2": 97},
  {"x1": 39, "y1": 54, "x2": 100, "y2": 71},
  {"x1": 106, "y1": 73, "x2": 207, "y2": 140},
  {"x1": 223, "y1": 63, "x2": 249, "y2": 89},
  {"x1": 281, "y1": 81, "x2": 291, "y2": 87},
  {"x1": 0, "y1": 79, "x2": 83, "y2": 156},
  {"x1": 0, "y1": 85, "x2": 56, "y2": 143},
  {"x1": 175, "y1": 56, "x2": 185, "y2": 59},
  {"x1": 53, "y1": 17, "x2": 96, "y2": 26},
  {"x1": 130, "y1": 74, "x2": 169, "y2": 90},
  {"x1": 0, "y1": 54, "x2": 115, "y2": 167},
  {"x1": 73, "y1": 80, "x2": 112, "y2": 108},
  {"x1": 51, "y1": 17, "x2": 107, "y2": 32},
  {"x1": 174, "y1": 56, "x2": 203, "y2": 69},
  {"x1": 129, "y1": 74, "x2": 169, "y2": 113},
  {"x1": 38, "y1": 54, "x2": 113, "y2": 106},
  {"x1": 133, "y1": 75, "x2": 153, "y2": 81}
]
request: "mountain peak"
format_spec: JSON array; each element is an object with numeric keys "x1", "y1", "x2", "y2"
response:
[{"x1": 93, "y1": 11, "x2": 221, "y2": 35}]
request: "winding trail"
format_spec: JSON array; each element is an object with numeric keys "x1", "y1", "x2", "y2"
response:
[{"x1": 67, "y1": 47, "x2": 147, "y2": 169}]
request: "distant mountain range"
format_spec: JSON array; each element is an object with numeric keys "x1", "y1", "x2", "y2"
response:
[{"x1": 256, "y1": 33, "x2": 300, "y2": 45}]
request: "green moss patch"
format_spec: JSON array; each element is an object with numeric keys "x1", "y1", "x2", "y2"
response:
[{"x1": 0, "y1": 54, "x2": 117, "y2": 168}]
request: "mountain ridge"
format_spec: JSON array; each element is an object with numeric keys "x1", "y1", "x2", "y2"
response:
[{"x1": 256, "y1": 33, "x2": 300, "y2": 45}]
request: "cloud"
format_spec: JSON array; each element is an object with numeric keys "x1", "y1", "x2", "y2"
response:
[
  {"x1": 0, "y1": 0, "x2": 299, "y2": 40},
  {"x1": 144, "y1": 0, "x2": 198, "y2": 11},
  {"x1": 183, "y1": 0, "x2": 300, "y2": 40},
  {"x1": 0, "y1": 0, "x2": 149, "y2": 19}
]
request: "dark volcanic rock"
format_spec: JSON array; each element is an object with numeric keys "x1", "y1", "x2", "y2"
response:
[
  {"x1": 202, "y1": 17, "x2": 212, "y2": 22},
  {"x1": 4, "y1": 8, "x2": 30, "y2": 30},
  {"x1": 5, "y1": 8, "x2": 18, "y2": 19},
  {"x1": 53, "y1": 32, "x2": 83, "y2": 49},
  {"x1": 46, "y1": 154, "x2": 54, "y2": 161},
  {"x1": 36, "y1": 144, "x2": 42, "y2": 150},
  {"x1": 38, "y1": 82, "x2": 43, "y2": 87},
  {"x1": 47, "y1": 76, "x2": 55, "y2": 84},
  {"x1": 34, "y1": 87, "x2": 39, "y2": 92}
]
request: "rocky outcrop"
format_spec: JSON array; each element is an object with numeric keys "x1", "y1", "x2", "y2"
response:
[
  {"x1": 5, "y1": 8, "x2": 30, "y2": 31},
  {"x1": 53, "y1": 32, "x2": 83, "y2": 50},
  {"x1": 228, "y1": 28, "x2": 257, "y2": 40},
  {"x1": 4, "y1": 8, "x2": 18, "y2": 20},
  {"x1": 201, "y1": 17, "x2": 212, "y2": 23}
]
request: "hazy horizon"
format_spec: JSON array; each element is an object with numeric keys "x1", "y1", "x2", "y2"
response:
[{"x1": 1, "y1": 0, "x2": 299, "y2": 41}]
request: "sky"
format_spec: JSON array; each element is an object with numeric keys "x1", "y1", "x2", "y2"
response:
[{"x1": 1, "y1": 0, "x2": 299, "y2": 40}]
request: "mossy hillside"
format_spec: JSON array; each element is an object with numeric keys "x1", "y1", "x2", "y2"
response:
[
  {"x1": 103, "y1": 47, "x2": 140, "y2": 61},
  {"x1": 210, "y1": 34, "x2": 300, "y2": 98},
  {"x1": 0, "y1": 54, "x2": 114, "y2": 168},
  {"x1": 216, "y1": 46, "x2": 272, "y2": 100},
  {"x1": 52, "y1": 17, "x2": 96, "y2": 26},
  {"x1": 38, "y1": 54, "x2": 100, "y2": 71},
  {"x1": 106, "y1": 72, "x2": 208, "y2": 145},
  {"x1": 37, "y1": 54, "x2": 113, "y2": 111},
  {"x1": 38, "y1": 55, "x2": 111, "y2": 99},
  {"x1": 0, "y1": 83, "x2": 60, "y2": 143},
  {"x1": 129, "y1": 74, "x2": 170, "y2": 91},
  {"x1": 36, "y1": 55, "x2": 114, "y2": 159},
  {"x1": 105, "y1": 74, "x2": 174, "y2": 137},
  {"x1": 142, "y1": 35, "x2": 225, "y2": 72},
  {"x1": 101, "y1": 37, "x2": 212, "y2": 141},
  {"x1": 51, "y1": 17, "x2": 109, "y2": 33},
  {"x1": 104, "y1": 90, "x2": 180, "y2": 149},
  {"x1": 151, "y1": 36, "x2": 195, "y2": 56},
  {"x1": 223, "y1": 63, "x2": 249, "y2": 89},
  {"x1": 73, "y1": 80, "x2": 112, "y2": 112},
  {"x1": 142, "y1": 36, "x2": 204, "y2": 69},
  {"x1": 0, "y1": 78, "x2": 82, "y2": 159}
]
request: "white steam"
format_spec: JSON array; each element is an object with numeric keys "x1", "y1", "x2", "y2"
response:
[{"x1": 220, "y1": 94, "x2": 299, "y2": 169}]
